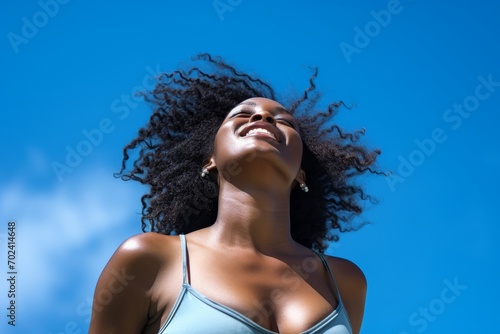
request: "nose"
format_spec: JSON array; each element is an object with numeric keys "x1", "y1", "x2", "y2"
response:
[{"x1": 249, "y1": 110, "x2": 275, "y2": 124}]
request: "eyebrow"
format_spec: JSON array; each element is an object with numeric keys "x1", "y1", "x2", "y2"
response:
[{"x1": 236, "y1": 101, "x2": 291, "y2": 114}]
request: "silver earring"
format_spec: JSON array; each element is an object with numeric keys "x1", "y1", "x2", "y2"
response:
[
  {"x1": 300, "y1": 183, "x2": 309, "y2": 193},
  {"x1": 201, "y1": 168, "x2": 209, "y2": 178}
]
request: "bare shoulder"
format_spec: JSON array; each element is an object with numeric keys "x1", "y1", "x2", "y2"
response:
[
  {"x1": 89, "y1": 232, "x2": 180, "y2": 334},
  {"x1": 115, "y1": 231, "x2": 179, "y2": 263},
  {"x1": 323, "y1": 255, "x2": 367, "y2": 334},
  {"x1": 104, "y1": 232, "x2": 180, "y2": 278},
  {"x1": 324, "y1": 255, "x2": 367, "y2": 288}
]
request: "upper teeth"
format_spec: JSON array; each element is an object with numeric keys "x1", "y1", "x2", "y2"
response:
[{"x1": 245, "y1": 128, "x2": 276, "y2": 139}]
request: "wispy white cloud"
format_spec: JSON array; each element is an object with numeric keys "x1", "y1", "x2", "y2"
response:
[{"x1": 0, "y1": 165, "x2": 143, "y2": 331}]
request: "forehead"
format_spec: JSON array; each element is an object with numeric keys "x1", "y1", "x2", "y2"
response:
[{"x1": 233, "y1": 97, "x2": 289, "y2": 114}]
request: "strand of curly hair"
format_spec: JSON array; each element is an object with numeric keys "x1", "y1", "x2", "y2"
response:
[{"x1": 115, "y1": 53, "x2": 382, "y2": 252}]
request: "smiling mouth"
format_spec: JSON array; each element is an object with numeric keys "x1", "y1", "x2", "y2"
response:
[{"x1": 244, "y1": 128, "x2": 278, "y2": 141}]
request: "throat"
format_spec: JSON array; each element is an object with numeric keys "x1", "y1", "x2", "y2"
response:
[{"x1": 205, "y1": 179, "x2": 298, "y2": 253}]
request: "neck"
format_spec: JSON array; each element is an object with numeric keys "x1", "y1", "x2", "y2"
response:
[{"x1": 205, "y1": 180, "x2": 298, "y2": 255}]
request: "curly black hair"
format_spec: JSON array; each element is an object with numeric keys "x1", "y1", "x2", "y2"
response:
[{"x1": 116, "y1": 54, "x2": 381, "y2": 252}]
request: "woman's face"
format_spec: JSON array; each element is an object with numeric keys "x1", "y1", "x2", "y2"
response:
[{"x1": 211, "y1": 97, "x2": 304, "y2": 186}]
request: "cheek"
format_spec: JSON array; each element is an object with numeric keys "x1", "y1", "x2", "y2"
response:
[
  {"x1": 213, "y1": 125, "x2": 239, "y2": 159},
  {"x1": 291, "y1": 144, "x2": 304, "y2": 170},
  {"x1": 285, "y1": 133, "x2": 304, "y2": 163}
]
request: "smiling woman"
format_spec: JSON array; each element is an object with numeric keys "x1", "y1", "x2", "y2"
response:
[{"x1": 88, "y1": 53, "x2": 381, "y2": 334}]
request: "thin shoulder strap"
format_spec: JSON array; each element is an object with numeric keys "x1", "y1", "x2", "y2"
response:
[
  {"x1": 313, "y1": 250, "x2": 344, "y2": 306},
  {"x1": 179, "y1": 234, "x2": 188, "y2": 284}
]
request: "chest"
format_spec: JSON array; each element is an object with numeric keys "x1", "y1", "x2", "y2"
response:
[
  {"x1": 151, "y1": 251, "x2": 341, "y2": 333},
  {"x1": 161, "y1": 286, "x2": 349, "y2": 334}
]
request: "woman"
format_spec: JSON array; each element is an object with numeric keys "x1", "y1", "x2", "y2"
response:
[{"x1": 89, "y1": 54, "x2": 380, "y2": 334}]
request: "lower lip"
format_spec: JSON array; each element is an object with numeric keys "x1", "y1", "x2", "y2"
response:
[{"x1": 244, "y1": 133, "x2": 278, "y2": 142}]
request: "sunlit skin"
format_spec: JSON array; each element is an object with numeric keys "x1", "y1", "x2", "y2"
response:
[{"x1": 88, "y1": 98, "x2": 367, "y2": 334}]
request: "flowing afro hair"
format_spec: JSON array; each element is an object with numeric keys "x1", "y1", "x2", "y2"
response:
[{"x1": 116, "y1": 54, "x2": 382, "y2": 252}]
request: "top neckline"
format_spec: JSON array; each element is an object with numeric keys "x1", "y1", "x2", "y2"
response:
[
  {"x1": 177, "y1": 234, "x2": 347, "y2": 334},
  {"x1": 183, "y1": 283, "x2": 344, "y2": 334}
]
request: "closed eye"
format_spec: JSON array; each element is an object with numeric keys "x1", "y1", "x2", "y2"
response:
[
  {"x1": 276, "y1": 118, "x2": 296, "y2": 128},
  {"x1": 230, "y1": 110, "x2": 253, "y2": 118}
]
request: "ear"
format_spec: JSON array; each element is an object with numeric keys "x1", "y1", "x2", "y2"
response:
[
  {"x1": 294, "y1": 168, "x2": 306, "y2": 187},
  {"x1": 203, "y1": 156, "x2": 218, "y2": 174}
]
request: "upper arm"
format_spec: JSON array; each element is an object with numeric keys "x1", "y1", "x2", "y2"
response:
[
  {"x1": 327, "y1": 257, "x2": 367, "y2": 334},
  {"x1": 88, "y1": 233, "x2": 167, "y2": 334}
]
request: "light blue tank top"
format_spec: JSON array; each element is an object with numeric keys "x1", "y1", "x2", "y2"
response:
[{"x1": 158, "y1": 235, "x2": 352, "y2": 334}]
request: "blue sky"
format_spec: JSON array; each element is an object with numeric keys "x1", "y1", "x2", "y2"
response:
[{"x1": 1, "y1": 1, "x2": 499, "y2": 333}]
